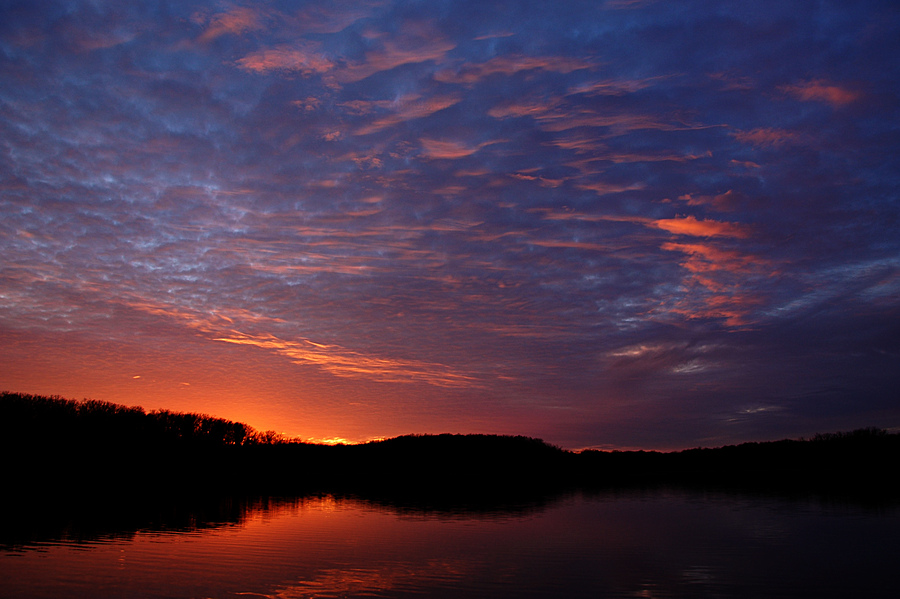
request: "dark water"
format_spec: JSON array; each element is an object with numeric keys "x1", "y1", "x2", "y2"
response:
[{"x1": 1, "y1": 490, "x2": 898, "y2": 598}]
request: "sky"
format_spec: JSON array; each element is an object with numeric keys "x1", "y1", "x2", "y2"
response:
[{"x1": 1, "y1": 0, "x2": 899, "y2": 450}]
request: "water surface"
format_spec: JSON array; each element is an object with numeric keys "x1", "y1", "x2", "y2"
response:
[{"x1": 2, "y1": 490, "x2": 898, "y2": 598}]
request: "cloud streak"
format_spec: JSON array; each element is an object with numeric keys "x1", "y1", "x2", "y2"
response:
[{"x1": 214, "y1": 332, "x2": 479, "y2": 388}]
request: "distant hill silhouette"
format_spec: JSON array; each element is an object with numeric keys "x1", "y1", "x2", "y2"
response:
[{"x1": 2, "y1": 391, "x2": 898, "y2": 501}]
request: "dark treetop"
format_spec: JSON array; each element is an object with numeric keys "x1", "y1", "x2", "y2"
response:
[{"x1": 3, "y1": 392, "x2": 898, "y2": 502}]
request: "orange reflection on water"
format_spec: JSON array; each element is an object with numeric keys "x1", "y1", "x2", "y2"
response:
[
  {"x1": 4, "y1": 492, "x2": 897, "y2": 598},
  {"x1": 262, "y1": 561, "x2": 471, "y2": 599},
  {"x1": 203, "y1": 496, "x2": 494, "y2": 598}
]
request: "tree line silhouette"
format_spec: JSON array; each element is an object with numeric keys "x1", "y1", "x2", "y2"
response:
[
  {"x1": 1, "y1": 392, "x2": 264, "y2": 447},
  {"x1": 2, "y1": 391, "x2": 898, "y2": 501}
]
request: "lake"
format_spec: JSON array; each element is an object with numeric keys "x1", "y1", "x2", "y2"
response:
[{"x1": 2, "y1": 489, "x2": 898, "y2": 598}]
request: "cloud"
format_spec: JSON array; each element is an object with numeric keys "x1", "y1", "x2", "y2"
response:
[
  {"x1": 435, "y1": 55, "x2": 594, "y2": 84},
  {"x1": 337, "y1": 99, "x2": 394, "y2": 115},
  {"x1": 659, "y1": 242, "x2": 769, "y2": 326},
  {"x1": 605, "y1": 151, "x2": 706, "y2": 164},
  {"x1": 676, "y1": 190, "x2": 739, "y2": 211},
  {"x1": 354, "y1": 94, "x2": 461, "y2": 135},
  {"x1": 214, "y1": 332, "x2": 479, "y2": 388},
  {"x1": 420, "y1": 138, "x2": 497, "y2": 160},
  {"x1": 337, "y1": 22, "x2": 456, "y2": 83},
  {"x1": 568, "y1": 76, "x2": 664, "y2": 96},
  {"x1": 532, "y1": 208, "x2": 649, "y2": 225},
  {"x1": 660, "y1": 242, "x2": 763, "y2": 274},
  {"x1": 197, "y1": 7, "x2": 267, "y2": 42},
  {"x1": 652, "y1": 216, "x2": 749, "y2": 238},
  {"x1": 489, "y1": 98, "x2": 715, "y2": 136},
  {"x1": 781, "y1": 80, "x2": 860, "y2": 107},
  {"x1": 473, "y1": 31, "x2": 516, "y2": 41},
  {"x1": 235, "y1": 43, "x2": 334, "y2": 74},
  {"x1": 547, "y1": 132, "x2": 607, "y2": 154},
  {"x1": 292, "y1": 97, "x2": 322, "y2": 111},
  {"x1": 293, "y1": 1, "x2": 378, "y2": 34},
  {"x1": 539, "y1": 112, "x2": 713, "y2": 134},
  {"x1": 508, "y1": 172, "x2": 565, "y2": 188},
  {"x1": 575, "y1": 181, "x2": 647, "y2": 196},
  {"x1": 197, "y1": 3, "x2": 375, "y2": 44},
  {"x1": 731, "y1": 128, "x2": 804, "y2": 148},
  {"x1": 487, "y1": 97, "x2": 561, "y2": 119}
]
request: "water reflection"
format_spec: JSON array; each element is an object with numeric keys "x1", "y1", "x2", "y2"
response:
[
  {"x1": 0, "y1": 488, "x2": 567, "y2": 552},
  {"x1": 2, "y1": 490, "x2": 899, "y2": 598},
  {"x1": 264, "y1": 562, "x2": 470, "y2": 599}
]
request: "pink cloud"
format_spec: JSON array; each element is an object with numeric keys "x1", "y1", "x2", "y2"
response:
[
  {"x1": 433, "y1": 185, "x2": 468, "y2": 196},
  {"x1": 488, "y1": 97, "x2": 561, "y2": 119},
  {"x1": 781, "y1": 80, "x2": 860, "y2": 107},
  {"x1": 548, "y1": 133, "x2": 606, "y2": 153},
  {"x1": 730, "y1": 159, "x2": 761, "y2": 169},
  {"x1": 603, "y1": 151, "x2": 704, "y2": 164},
  {"x1": 531, "y1": 209, "x2": 651, "y2": 227},
  {"x1": 575, "y1": 181, "x2": 647, "y2": 195},
  {"x1": 124, "y1": 295, "x2": 479, "y2": 388},
  {"x1": 454, "y1": 169, "x2": 491, "y2": 177},
  {"x1": 653, "y1": 215, "x2": 749, "y2": 238},
  {"x1": 337, "y1": 22, "x2": 456, "y2": 83},
  {"x1": 537, "y1": 111, "x2": 707, "y2": 135},
  {"x1": 676, "y1": 190, "x2": 739, "y2": 211},
  {"x1": 354, "y1": 94, "x2": 461, "y2": 135},
  {"x1": 493, "y1": 100, "x2": 707, "y2": 142},
  {"x1": 569, "y1": 76, "x2": 664, "y2": 96},
  {"x1": 294, "y1": 2, "x2": 377, "y2": 34},
  {"x1": 491, "y1": 96, "x2": 728, "y2": 136},
  {"x1": 198, "y1": 7, "x2": 266, "y2": 43},
  {"x1": 291, "y1": 97, "x2": 322, "y2": 111},
  {"x1": 420, "y1": 138, "x2": 500, "y2": 160},
  {"x1": 337, "y1": 99, "x2": 395, "y2": 115},
  {"x1": 661, "y1": 242, "x2": 756, "y2": 273},
  {"x1": 473, "y1": 31, "x2": 516, "y2": 41},
  {"x1": 236, "y1": 43, "x2": 334, "y2": 75},
  {"x1": 659, "y1": 242, "x2": 769, "y2": 327},
  {"x1": 667, "y1": 296, "x2": 759, "y2": 328},
  {"x1": 507, "y1": 172, "x2": 565, "y2": 187},
  {"x1": 731, "y1": 128, "x2": 803, "y2": 147},
  {"x1": 435, "y1": 55, "x2": 594, "y2": 85}
]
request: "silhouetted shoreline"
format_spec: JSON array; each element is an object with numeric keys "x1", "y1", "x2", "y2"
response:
[{"x1": 3, "y1": 391, "x2": 898, "y2": 503}]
